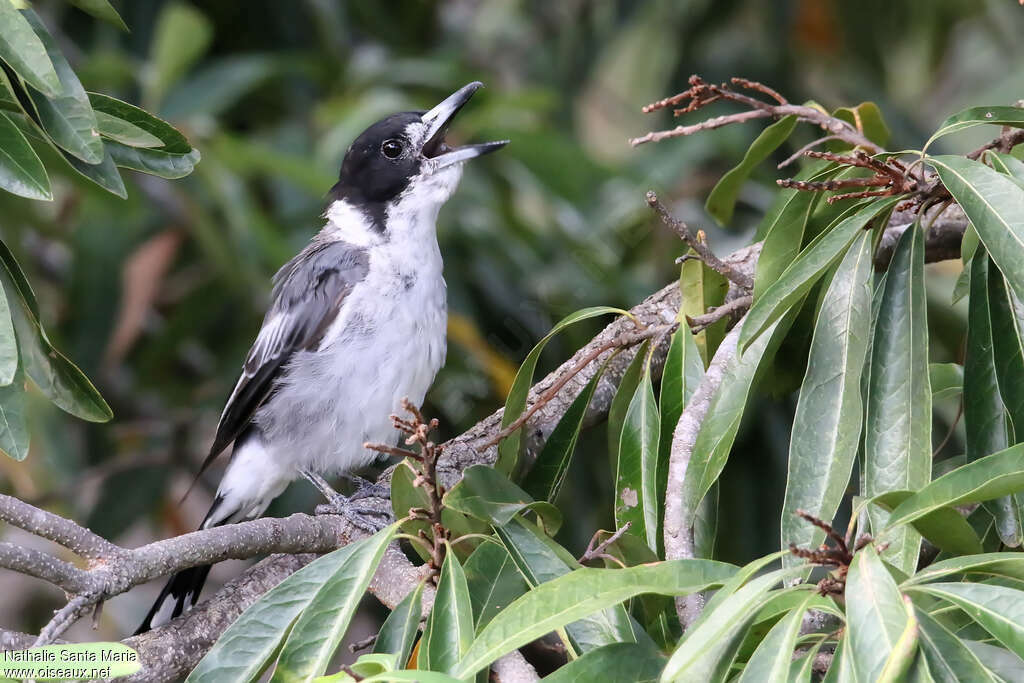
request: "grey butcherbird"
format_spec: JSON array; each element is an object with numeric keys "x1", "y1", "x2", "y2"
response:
[{"x1": 137, "y1": 82, "x2": 507, "y2": 633}]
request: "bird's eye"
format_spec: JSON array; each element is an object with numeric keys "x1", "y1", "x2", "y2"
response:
[{"x1": 381, "y1": 139, "x2": 404, "y2": 159}]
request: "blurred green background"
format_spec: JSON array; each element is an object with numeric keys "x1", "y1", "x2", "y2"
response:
[{"x1": 2, "y1": 0, "x2": 1022, "y2": 642}]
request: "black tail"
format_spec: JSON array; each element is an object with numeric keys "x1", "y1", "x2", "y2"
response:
[{"x1": 135, "y1": 496, "x2": 227, "y2": 634}]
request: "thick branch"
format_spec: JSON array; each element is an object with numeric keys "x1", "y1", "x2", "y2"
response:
[{"x1": 0, "y1": 493, "x2": 121, "y2": 561}]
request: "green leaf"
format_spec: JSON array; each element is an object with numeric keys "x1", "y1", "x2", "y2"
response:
[
  {"x1": 925, "y1": 107, "x2": 1024, "y2": 150},
  {"x1": 908, "y1": 582, "x2": 1024, "y2": 661},
  {"x1": 705, "y1": 115, "x2": 797, "y2": 226},
  {"x1": 0, "y1": 277, "x2": 15, "y2": 385},
  {"x1": 0, "y1": 2, "x2": 60, "y2": 96},
  {"x1": 88, "y1": 93, "x2": 192, "y2": 152},
  {"x1": 0, "y1": 363, "x2": 28, "y2": 460},
  {"x1": 463, "y1": 541, "x2": 529, "y2": 632},
  {"x1": 883, "y1": 444, "x2": 1024, "y2": 531},
  {"x1": 0, "y1": 111, "x2": 49, "y2": 199},
  {"x1": 871, "y1": 490, "x2": 983, "y2": 556},
  {"x1": 523, "y1": 356, "x2": 609, "y2": 502},
  {"x1": 373, "y1": 581, "x2": 424, "y2": 667},
  {"x1": 821, "y1": 637, "x2": 854, "y2": 683},
  {"x1": 614, "y1": 351, "x2": 661, "y2": 551},
  {"x1": 752, "y1": 158, "x2": 833, "y2": 241},
  {"x1": 833, "y1": 102, "x2": 892, "y2": 147},
  {"x1": 680, "y1": 318, "x2": 782, "y2": 533},
  {"x1": 20, "y1": 10, "x2": 102, "y2": 164},
  {"x1": 781, "y1": 230, "x2": 873, "y2": 567},
  {"x1": 67, "y1": 0, "x2": 129, "y2": 31},
  {"x1": 443, "y1": 464, "x2": 561, "y2": 534},
  {"x1": 657, "y1": 324, "x2": 704, "y2": 529},
  {"x1": 93, "y1": 111, "x2": 163, "y2": 148},
  {"x1": 60, "y1": 144, "x2": 127, "y2": 198},
  {"x1": 753, "y1": 189, "x2": 820, "y2": 296},
  {"x1": 680, "y1": 257, "x2": 728, "y2": 362},
  {"x1": 187, "y1": 525, "x2": 397, "y2": 683},
  {"x1": 964, "y1": 641, "x2": 1024, "y2": 681},
  {"x1": 453, "y1": 559, "x2": 735, "y2": 678},
  {"x1": 146, "y1": 1, "x2": 213, "y2": 108},
  {"x1": 0, "y1": 245, "x2": 111, "y2": 422},
  {"x1": 540, "y1": 642, "x2": 664, "y2": 683},
  {"x1": 496, "y1": 306, "x2": 627, "y2": 475},
  {"x1": 845, "y1": 545, "x2": 910, "y2": 682},
  {"x1": 661, "y1": 566, "x2": 800, "y2": 682},
  {"x1": 967, "y1": 252, "x2": 1024, "y2": 545},
  {"x1": 905, "y1": 552, "x2": 1024, "y2": 586},
  {"x1": 607, "y1": 340, "x2": 648, "y2": 473},
  {"x1": 107, "y1": 141, "x2": 200, "y2": 179},
  {"x1": 914, "y1": 606, "x2": 998, "y2": 683},
  {"x1": 737, "y1": 593, "x2": 814, "y2": 683},
  {"x1": 864, "y1": 221, "x2": 931, "y2": 574},
  {"x1": 930, "y1": 363, "x2": 963, "y2": 401},
  {"x1": 877, "y1": 596, "x2": 919, "y2": 683},
  {"x1": 930, "y1": 156, "x2": 1024, "y2": 307},
  {"x1": 420, "y1": 551, "x2": 474, "y2": 674},
  {"x1": 990, "y1": 152, "x2": 1024, "y2": 183},
  {"x1": 494, "y1": 516, "x2": 641, "y2": 656},
  {"x1": 270, "y1": 526, "x2": 399, "y2": 683},
  {"x1": 741, "y1": 196, "x2": 901, "y2": 349}
]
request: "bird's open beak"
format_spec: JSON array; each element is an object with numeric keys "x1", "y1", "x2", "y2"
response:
[{"x1": 420, "y1": 82, "x2": 508, "y2": 170}]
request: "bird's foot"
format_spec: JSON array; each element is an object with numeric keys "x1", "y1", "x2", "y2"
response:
[
  {"x1": 301, "y1": 470, "x2": 392, "y2": 533},
  {"x1": 343, "y1": 474, "x2": 391, "y2": 502}
]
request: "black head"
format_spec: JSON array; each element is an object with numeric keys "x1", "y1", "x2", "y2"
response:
[{"x1": 327, "y1": 82, "x2": 508, "y2": 229}]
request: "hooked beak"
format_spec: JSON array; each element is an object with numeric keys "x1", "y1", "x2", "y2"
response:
[{"x1": 420, "y1": 81, "x2": 508, "y2": 170}]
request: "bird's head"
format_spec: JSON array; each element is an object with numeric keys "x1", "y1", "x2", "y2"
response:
[{"x1": 328, "y1": 82, "x2": 507, "y2": 233}]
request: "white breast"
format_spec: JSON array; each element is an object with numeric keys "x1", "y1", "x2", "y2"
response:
[{"x1": 254, "y1": 221, "x2": 447, "y2": 476}]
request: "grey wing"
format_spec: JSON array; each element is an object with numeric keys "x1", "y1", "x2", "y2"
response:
[{"x1": 198, "y1": 240, "x2": 369, "y2": 473}]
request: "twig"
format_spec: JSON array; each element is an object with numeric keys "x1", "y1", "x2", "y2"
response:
[
  {"x1": 481, "y1": 323, "x2": 676, "y2": 449},
  {"x1": 579, "y1": 522, "x2": 632, "y2": 564},
  {"x1": 646, "y1": 191, "x2": 754, "y2": 290},
  {"x1": 788, "y1": 510, "x2": 874, "y2": 596},
  {"x1": 687, "y1": 295, "x2": 752, "y2": 333},
  {"x1": 631, "y1": 75, "x2": 880, "y2": 153},
  {"x1": 777, "y1": 150, "x2": 917, "y2": 204},
  {"x1": 777, "y1": 136, "x2": 841, "y2": 168}
]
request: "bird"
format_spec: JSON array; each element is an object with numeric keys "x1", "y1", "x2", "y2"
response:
[{"x1": 136, "y1": 82, "x2": 507, "y2": 633}]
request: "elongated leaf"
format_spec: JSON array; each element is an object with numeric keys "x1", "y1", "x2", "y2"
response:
[
  {"x1": 706, "y1": 115, "x2": 797, "y2": 226},
  {"x1": 661, "y1": 567, "x2": 800, "y2": 682},
  {"x1": 680, "y1": 257, "x2": 728, "y2": 363},
  {"x1": 0, "y1": 251, "x2": 111, "y2": 422},
  {"x1": 68, "y1": 0, "x2": 129, "y2": 31},
  {"x1": 846, "y1": 545, "x2": 909, "y2": 682},
  {"x1": 752, "y1": 158, "x2": 833, "y2": 241},
  {"x1": 737, "y1": 593, "x2": 814, "y2": 683},
  {"x1": 20, "y1": 10, "x2": 102, "y2": 164},
  {"x1": 864, "y1": 221, "x2": 931, "y2": 574},
  {"x1": 925, "y1": 107, "x2": 1024, "y2": 150},
  {"x1": 0, "y1": 111, "x2": 49, "y2": 199},
  {"x1": 497, "y1": 306, "x2": 627, "y2": 474},
  {"x1": 188, "y1": 526, "x2": 397, "y2": 683},
  {"x1": 541, "y1": 642, "x2": 664, "y2": 683},
  {"x1": 453, "y1": 559, "x2": 734, "y2": 678},
  {"x1": 88, "y1": 93, "x2": 192, "y2": 152},
  {"x1": 0, "y1": 2, "x2": 60, "y2": 96},
  {"x1": 270, "y1": 527, "x2": 399, "y2": 682},
  {"x1": 782, "y1": 230, "x2": 873, "y2": 566},
  {"x1": 107, "y1": 141, "x2": 200, "y2": 179},
  {"x1": 741, "y1": 196, "x2": 901, "y2": 349},
  {"x1": 968, "y1": 252, "x2": 1023, "y2": 545},
  {"x1": 0, "y1": 278, "x2": 15, "y2": 385},
  {"x1": 373, "y1": 581, "x2": 424, "y2": 667},
  {"x1": 914, "y1": 606, "x2": 997, "y2": 683},
  {"x1": 884, "y1": 444, "x2": 1024, "y2": 531},
  {"x1": 930, "y1": 156, "x2": 1024, "y2": 306},
  {"x1": 615, "y1": 352, "x2": 661, "y2": 551},
  {"x1": 60, "y1": 144, "x2": 127, "y2": 198},
  {"x1": 443, "y1": 465, "x2": 561, "y2": 533},
  {"x1": 964, "y1": 641, "x2": 1024, "y2": 681},
  {"x1": 0, "y1": 363, "x2": 27, "y2": 460},
  {"x1": 908, "y1": 582, "x2": 1024, "y2": 661},
  {"x1": 420, "y1": 552, "x2": 474, "y2": 674},
  {"x1": 680, "y1": 318, "x2": 781, "y2": 532},
  {"x1": 494, "y1": 517, "x2": 640, "y2": 656},
  {"x1": 657, "y1": 323, "x2": 704, "y2": 533},
  {"x1": 523, "y1": 356, "x2": 609, "y2": 502},
  {"x1": 988, "y1": 267, "x2": 1024, "y2": 437},
  {"x1": 930, "y1": 363, "x2": 963, "y2": 401},
  {"x1": 832, "y1": 102, "x2": 892, "y2": 148},
  {"x1": 905, "y1": 552, "x2": 1024, "y2": 586},
  {"x1": 607, "y1": 340, "x2": 648, "y2": 471},
  {"x1": 877, "y1": 596, "x2": 919, "y2": 683},
  {"x1": 463, "y1": 542, "x2": 529, "y2": 632},
  {"x1": 991, "y1": 152, "x2": 1024, "y2": 182},
  {"x1": 871, "y1": 490, "x2": 982, "y2": 556},
  {"x1": 94, "y1": 111, "x2": 163, "y2": 148}
]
